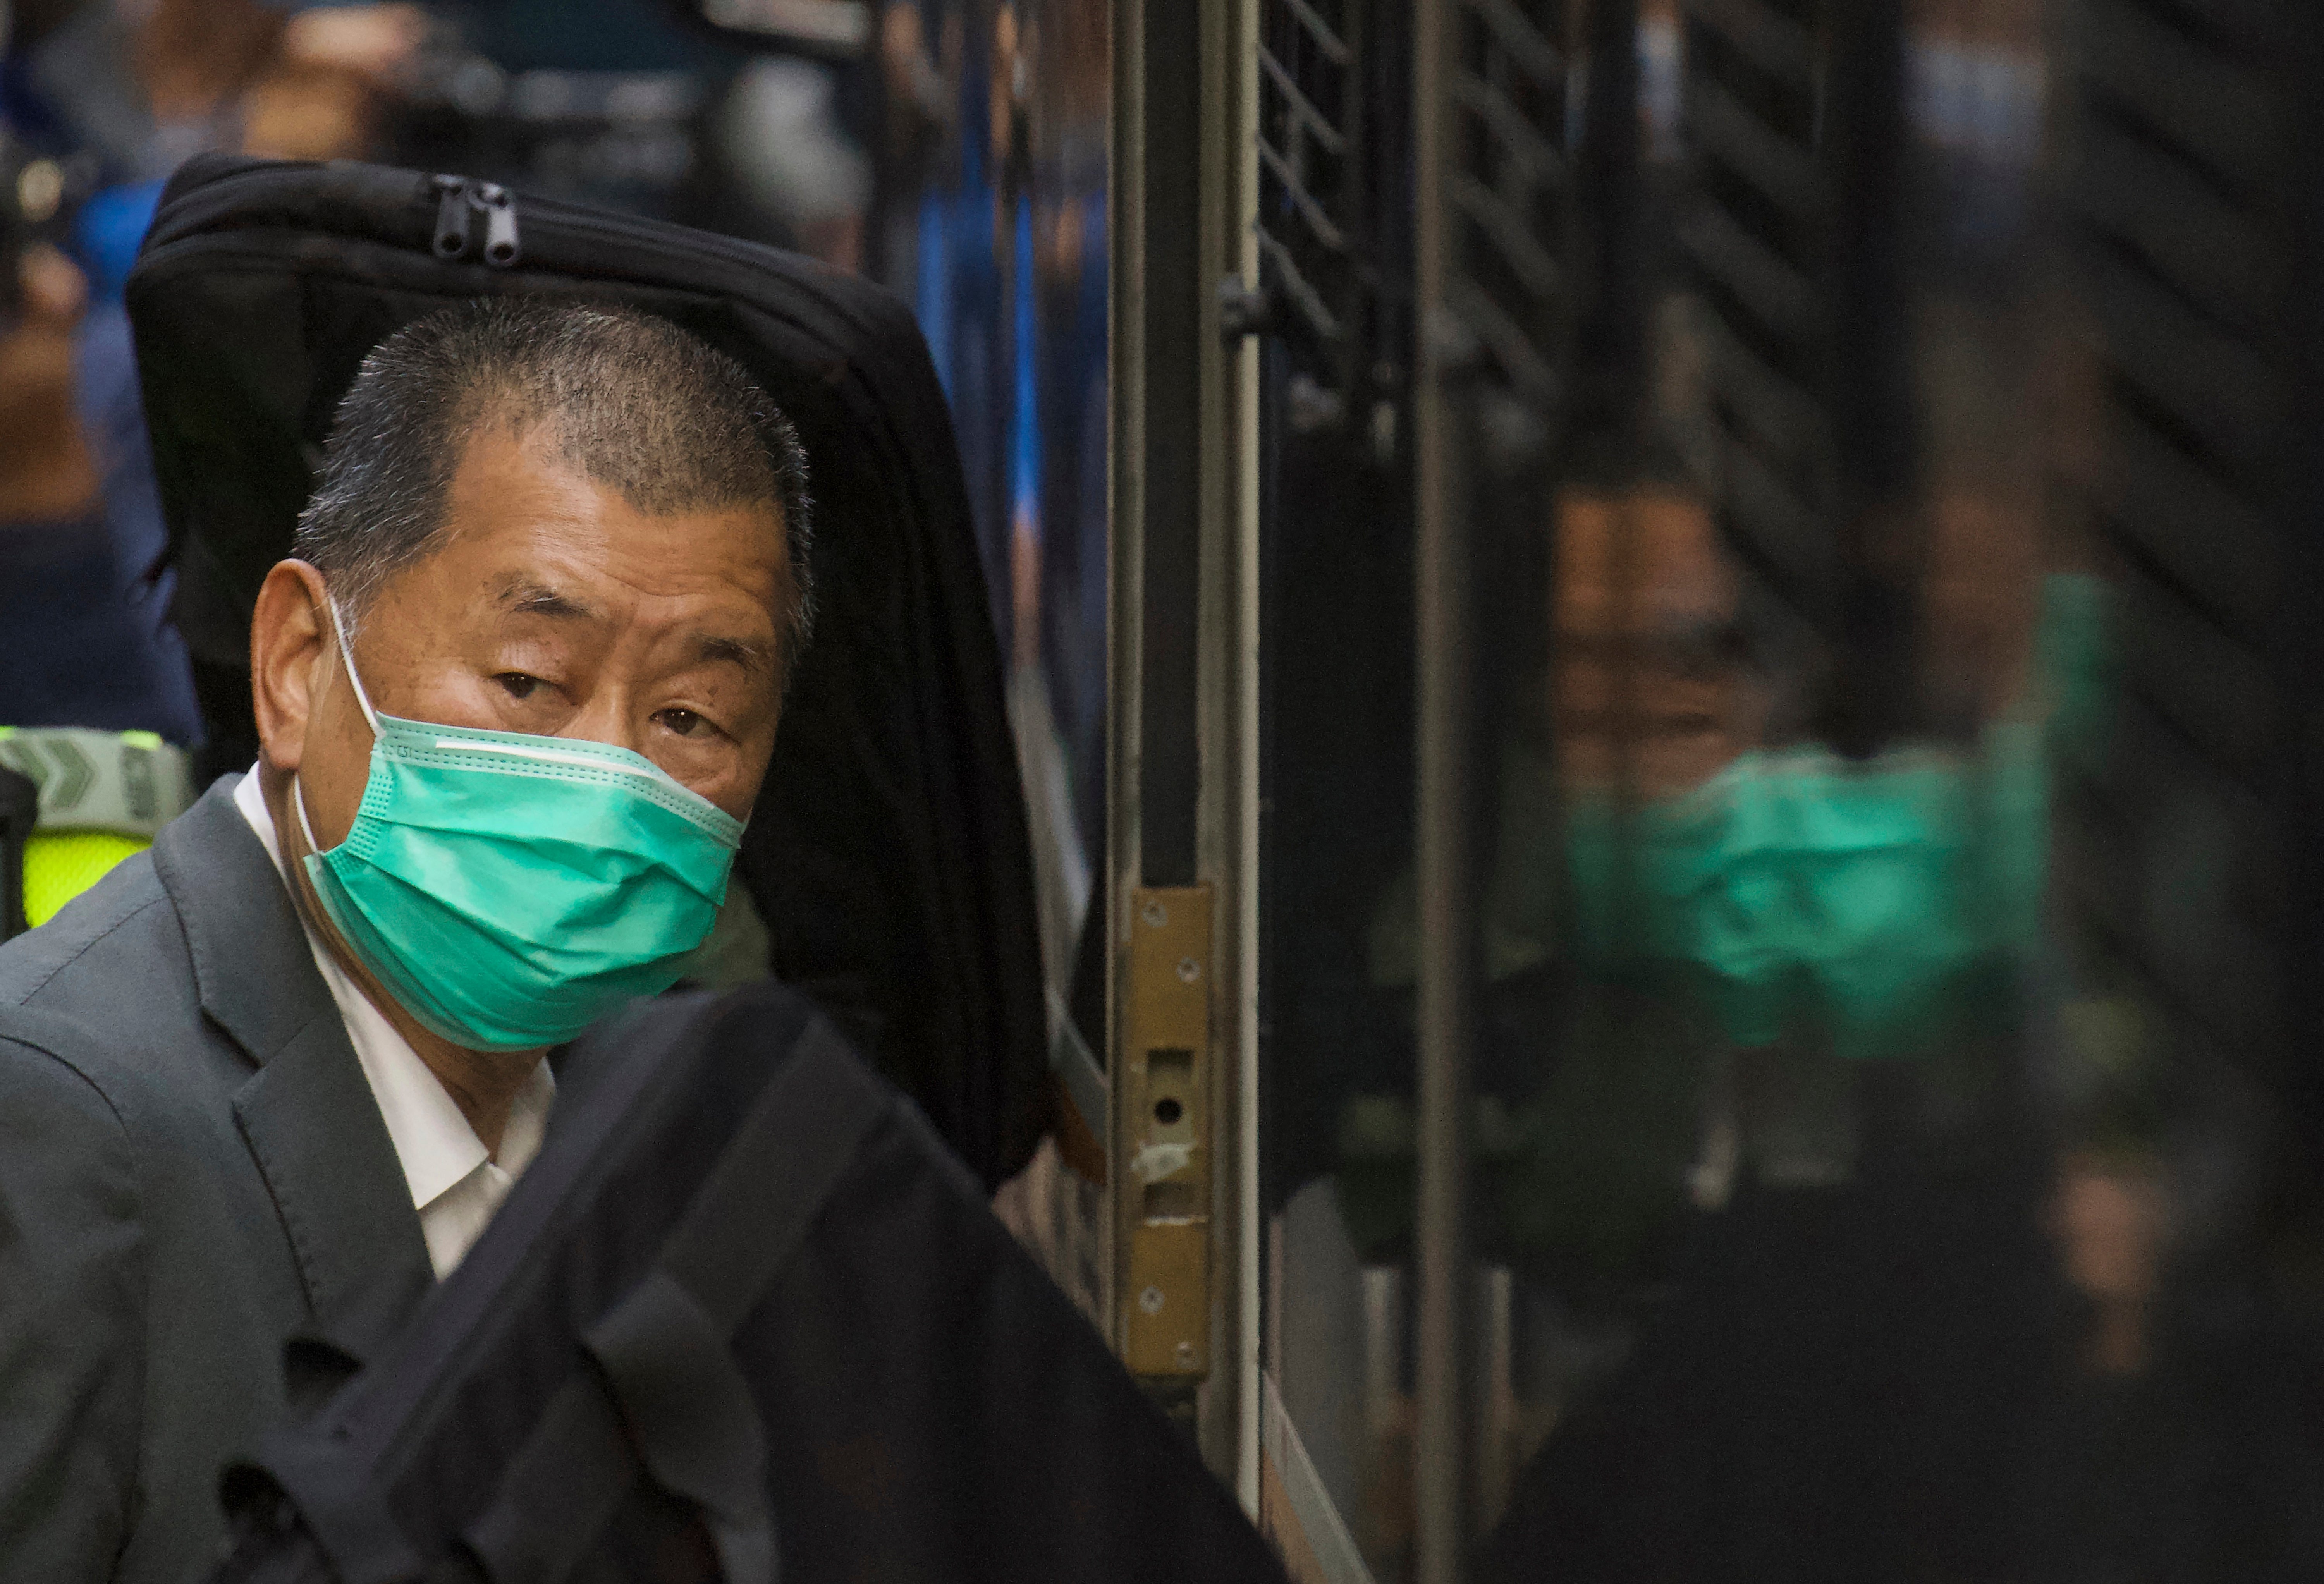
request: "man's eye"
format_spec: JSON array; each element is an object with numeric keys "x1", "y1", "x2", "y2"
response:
[
  {"x1": 495, "y1": 673, "x2": 543, "y2": 701},
  {"x1": 657, "y1": 708, "x2": 707, "y2": 738}
]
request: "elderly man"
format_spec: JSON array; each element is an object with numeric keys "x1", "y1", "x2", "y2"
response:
[{"x1": 0, "y1": 299, "x2": 811, "y2": 1581}]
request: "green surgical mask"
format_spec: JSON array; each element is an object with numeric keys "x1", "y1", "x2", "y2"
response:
[
  {"x1": 297, "y1": 603, "x2": 745, "y2": 1051},
  {"x1": 1566, "y1": 723, "x2": 2046, "y2": 1057}
]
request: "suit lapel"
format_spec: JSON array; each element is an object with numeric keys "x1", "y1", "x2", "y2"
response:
[
  {"x1": 231, "y1": 1012, "x2": 436, "y2": 1330},
  {"x1": 153, "y1": 780, "x2": 434, "y2": 1329}
]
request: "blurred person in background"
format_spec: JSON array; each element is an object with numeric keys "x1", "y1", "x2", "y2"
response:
[
  {"x1": 0, "y1": 0, "x2": 424, "y2": 745},
  {"x1": 11, "y1": 0, "x2": 421, "y2": 302},
  {"x1": 0, "y1": 0, "x2": 426, "y2": 674},
  {"x1": 11, "y1": 0, "x2": 288, "y2": 184},
  {"x1": 11, "y1": 0, "x2": 413, "y2": 175},
  {"x1": 0, "y1": 131, "x2": 196, "y2": 742},
  {"x1": 381, "y1": 0, "x2": 873, "y2": 269}
]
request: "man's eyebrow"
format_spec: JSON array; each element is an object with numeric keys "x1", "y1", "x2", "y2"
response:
[
  {"x1": 694, "y1": 633, "x2": 774, "y2": 675},
  {"x1": 495, "y1": 581, "x2": 600, "y2": 621}
]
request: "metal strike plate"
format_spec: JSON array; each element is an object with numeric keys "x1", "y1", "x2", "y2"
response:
[{"x1": 1118, "y1": 884, "x2": 1213, "y2": 1377}]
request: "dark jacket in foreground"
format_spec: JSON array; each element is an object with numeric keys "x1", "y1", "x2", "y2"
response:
[
  {"x1": 0, "y1": 780, "x2": 435, "y2": 1583},
  {"x1": 209, "y1": 984, "x2": 1286, "y2": 1584}
]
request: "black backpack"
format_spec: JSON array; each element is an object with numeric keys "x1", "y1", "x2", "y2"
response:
[
  {"x1": 206, "y1": 984, "x2": 1285, "y2": 1584},
  {"x1": 124, "y1": 155, "x2": 1049, "y2": 1189}
]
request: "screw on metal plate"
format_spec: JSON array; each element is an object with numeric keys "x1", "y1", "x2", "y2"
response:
[
  {"x1": 1176, "y1": 956, "x2": 1200, "y2": 984},
  {"x1": 1140, "y1": 898, "x2": 1169, "y2": 928},
  {"x1": 1174, "y1": 1340, "x2": 1198, "y2": 1367},
  {"x1": 1139, "y1": 1285, "x2": 1167, "y2": 1315}
]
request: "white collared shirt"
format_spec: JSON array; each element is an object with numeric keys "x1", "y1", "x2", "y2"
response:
[{"x1": 234, "y1": 767, "x2": 552, "y2": 1278}]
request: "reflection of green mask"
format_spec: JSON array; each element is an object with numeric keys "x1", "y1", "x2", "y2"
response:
[
  {"x1": 299, "y1": 605, "x2": 744, "y2": 1051},
  {"x1": 1366, "y1": 574, "x2": 2104, "y2": 1053},
  {"x1": 1555, "y1": 573, "x2": 2109, "y2": 1053},
  {"x1": 1568, "y1": 723, "x2": 2046, "y2": 1055}
]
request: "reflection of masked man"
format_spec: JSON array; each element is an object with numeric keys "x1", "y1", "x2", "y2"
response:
[
  {"x1": 1358, "y1": 493, "x2": 2102, "y2": 1285},
  {"x1": 1557, "y1": 528, "x2": 2104, "y2": 1059},
  {"x1": 0, "y1": 300, "x2": 813, "y2": 1581},
  {"x1": 1549, "y1": 493, "x2": 2103, "y2": 1057},
  {"x1": 1375, "y1": 493, "x2": 2097, "y2": 1058}
]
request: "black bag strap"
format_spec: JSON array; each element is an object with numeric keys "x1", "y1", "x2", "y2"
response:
[
  {"x1": 586, "y1": 1271, "x2": 774, "y2": 1579},
  {"x1": 225, "y1": 1430, "x2": 425, "y2": 1584},
  {"x1": 653, "y1": 1018, "x2": 891, "y2": 1330},
  {"x1": 462, "y1": 1018, "x2": 890, "y2": 1584}
]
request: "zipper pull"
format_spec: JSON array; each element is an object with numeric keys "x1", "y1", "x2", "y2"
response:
[
  {"x1": 470, "y1": 181, "x2": 521, "y2": 268},
  {"x1": 431, "y1": 174, "x2": 471, "y2": 260}
]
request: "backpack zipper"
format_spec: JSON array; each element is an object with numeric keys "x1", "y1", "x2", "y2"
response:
[
  {"x1": 430, "y1": 174, "x2": 468, "y2": 259},
  {"x1": 430, "y1": 174, "x2": 521, "y2": 267},
  {"x1": 471, "y1": 182, "x2": 521, "y2": 267},
  {"x1": 148, "y1": 161, "x2": 831, "y2": 307}
]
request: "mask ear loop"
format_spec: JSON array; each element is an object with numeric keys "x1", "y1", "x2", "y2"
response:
[
  {"x1": 328, "y1": 596, "x2": 383, "y2": 736},
  {"x1": 295, "y1": 595, "x2": 380, "y2": 858}
]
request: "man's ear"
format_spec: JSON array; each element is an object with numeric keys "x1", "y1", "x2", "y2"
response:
[{"x1": 250, "y1": 560, "x2": 334, "y2": 776}]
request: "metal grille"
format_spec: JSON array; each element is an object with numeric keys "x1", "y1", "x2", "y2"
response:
[
  {"x1": 1444, "y1": 0, "x2": 1569, "y2": 412},
  {"x1": 1675, "y1": 0, "x2": 1834, "y2": 656},
  {"x1": 1676, "y1": 0, "x2": 1921, "y2": 753},
  {"x1": 2064, "y1": 0, "x2": 2310, "y2": 1074},
  {"x1": 1257, "y1": 0, "x2": 1366, "y2": 382}
]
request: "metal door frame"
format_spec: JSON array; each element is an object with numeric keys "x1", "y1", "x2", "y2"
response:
[{"x1": 1107, "y1": 0, "x2": 1265, "y2": 1502}]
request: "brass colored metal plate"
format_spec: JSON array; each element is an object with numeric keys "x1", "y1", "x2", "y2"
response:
[
  {"x1": 1124, "y1": 1218, "x2": 1210, "y2": 1374},
  {"x1": 1125, "y1": 885, "x2": 1212, "y2": 1056},
  {"x1": 1118, "y1": 884, "x2": 1213, "y2": 1377}
]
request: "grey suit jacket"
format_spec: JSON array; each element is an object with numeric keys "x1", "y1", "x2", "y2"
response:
[{"x1": 0, "y1": 778, "x2": 431, "y2": 1583}]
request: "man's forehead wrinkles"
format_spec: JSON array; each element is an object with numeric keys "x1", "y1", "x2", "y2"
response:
[{"x1": 478, "y1": 570, "x2": 776, "y2": 675}]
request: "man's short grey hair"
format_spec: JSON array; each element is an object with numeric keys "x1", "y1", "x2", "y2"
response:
[{"x1": 294, "y1": 298, "x2": 814, "y2": 662}]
